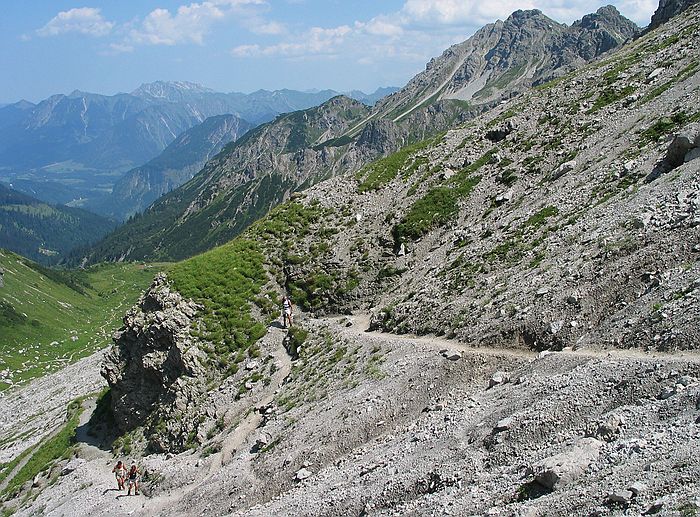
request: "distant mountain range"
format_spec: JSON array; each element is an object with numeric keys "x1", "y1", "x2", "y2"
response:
[
  {"x1": 0, "y1": 183, "x2": 115, "y2": 264},
  {"x1": 0, "y1": 82, "x2": 398, "y2": 213},
  {"x1": 88, "y1": 114, "x2": 254, "y2": 220},
  {"x1": 83, "y1": 7, "x2": 639, "y2": 264}
]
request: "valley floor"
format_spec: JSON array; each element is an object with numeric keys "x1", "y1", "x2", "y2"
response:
[{"x1": 4, "y1": 315, "x2": 700, "y2": 516}]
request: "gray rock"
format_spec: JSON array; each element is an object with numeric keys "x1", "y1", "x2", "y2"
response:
[
  {"x1": 442, "y1": 350, "x2": 463, "y2": 361},
  {"x1": 532, "y1": 438, "x2": 603, "y2": 490},
  {"x1": 607, "y1": 489, "x2": 633, "y2": 504},
  {"x1": 658, "y1": 386, "x2": 676, "y2": 400},
  {"x1": 550, "y1": 160, "x2": 577, "y2": 180},
  {"x1": 60, "y1": 458, "x2": 86, "y2": 476},
  {"x1": 295, "y1": 467, "x2": 313, "y2": 481},
  {"x1": 495, "y1": 416, "x2": 514, "y2": 432},
  {"x1": 489, "y1": 372, "x2": 510, "y2": 388},
  {"x1": 628, "y1": 481, "x2": 647, "y2": 496}
]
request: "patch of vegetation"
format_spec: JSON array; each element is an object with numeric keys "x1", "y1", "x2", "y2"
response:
[
  {"x1": 524, "y1": 206, "x2": 559, "y2": 229},
  {"x1": 356, "y1": 138, "x2": 434, "y2": 192},
  {"x1": 0, "y1": 251, "x2": 161, "y2": 391},
  {"x1": 639, "y1": 111, "x2": 696, "y2": 145},
  {"x1": 588, "y1": 86, "x2": 636, "y2": 113},
  {"x1": 642, "y1": 61, "x2": 699, "y2": 104},
  {"x1": 168, "y1": 239, "x2": 268, "y2": 365},
  {"x1": 2, "y1": 398, "x2": 84, "y2": 498},
  {"x1": 392, "y1": 150, "x2": 491, "y2": 243},
  {"x1": 285, "y1": 327, "x2": 309, "y2": 357}
]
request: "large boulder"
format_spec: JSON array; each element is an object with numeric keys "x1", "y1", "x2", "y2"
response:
[
  {"x1": 101, "y1": 273, "x2": 206, "y2": 451},
  {"x1": 531, "y1": 437, "x2": 603, "y2": 490}
]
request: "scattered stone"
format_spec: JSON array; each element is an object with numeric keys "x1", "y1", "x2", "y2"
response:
[
  {"x1": 245, "y1": 361, "x2": 259, "y2": 371},
  {"x1": 495, "y1": 416, "x2": 514, "y2": 432},
  {"x1": 489, "y1": 372, "x2": 510, "y2": 388},
  {"x1": 589, "y1": 414, "x2": 624, "y2": 442},
  {"x1": 658, "y1": 386, "x2": 676, "y2": 400},
  {"x1": 628, "y1": 481, "x2": 647, "y2": 496},
  {"x1": 60, "y1": 458, "x2": 85, "y2": 476},
  {"x1": 607, "y1": 489, "x2": 633, "y2": 504},
  {"x1": 643, "y1": 501, "x2": 664, "y2": 515},
  {"x1": 532, "y1": 438, "x2": 603, "y2": 490},
  {"x1": 442, "y1": 350, "x2": 462, "y2": 361},
  {"x1": 551, "y1": 160, "x2": 577, "y2": 180},
  {"x1": 295, "y1": 467, "x2": 312, "y2": 481}
]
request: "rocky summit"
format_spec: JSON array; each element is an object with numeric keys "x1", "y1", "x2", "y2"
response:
[{"x1": 2, "y1": 2, "x2": 700, "y2": 517}]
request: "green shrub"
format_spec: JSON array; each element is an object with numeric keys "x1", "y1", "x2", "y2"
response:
[
  {"x1": 168, "y1": 239, "x2": 269, "y2": 363},
  {"x1": 357, "y1": 139, "x2": 433, "y2": 192}
]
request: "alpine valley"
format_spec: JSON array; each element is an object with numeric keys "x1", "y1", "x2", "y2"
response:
[{"x1": 2, "y1": 2, "x2": 700, "y2": 517}]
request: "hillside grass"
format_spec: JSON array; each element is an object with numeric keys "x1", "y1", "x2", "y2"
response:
[
  {"x1": 356, "y1": 138, "x2": 434, "y2": 192},
  {"x1": 1, "y1": 398, "x2": 84, "y2": 499},
  {"x1": 168, "y1": 239, "x2": 270, "y2": 365},
  {"x1": 0, "y1": 250, "x2": 161, "y2": 390},
  {"x1": 392, "y1": 150, "x2": 491, "y2": 243}
]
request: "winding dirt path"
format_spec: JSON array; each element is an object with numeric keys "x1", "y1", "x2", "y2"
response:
[{"x1": 327, "y1": 313, "x2": 700, "y2": 364}]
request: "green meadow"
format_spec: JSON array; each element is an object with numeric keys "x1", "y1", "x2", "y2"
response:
[{"x1": 0, "y1": 249, "x2": 165, "y2": 390}]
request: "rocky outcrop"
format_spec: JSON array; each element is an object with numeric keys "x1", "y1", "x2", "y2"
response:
[
  {"x1": 101, "y1": 273, "x2": 206, "y2": 450},
  {"x1": 648, "y1": 0, "x2": 700, "y2": 29}
]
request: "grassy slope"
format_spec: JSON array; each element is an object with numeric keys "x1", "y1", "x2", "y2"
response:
[{"x1": 0, "y1": 249, "x2": 163, "y2": 390}]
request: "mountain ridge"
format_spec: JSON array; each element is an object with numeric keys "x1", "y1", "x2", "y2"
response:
[{"x1": 85, "y1": 5, "x2": 639, "y2": 264}]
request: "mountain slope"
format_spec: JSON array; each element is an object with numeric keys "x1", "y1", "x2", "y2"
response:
[
  {"x1": 95, "y1": 0, "x2": 700, "y2": 448},
  {"x1": 370, "y1": 6, "x2": 638, "y2": 125},
  {"x1": 5, "y1": 3, "x2": 700, "y2": 517},
  {"x1": 0, "y1": 84, "x2": 382, "y2": 213},
  {"x1": 84, "y1": 96, "x2": 372, "y2": 261},
  {"x1": 94, "y1": 114, "x2": 253, "y2": 220},
  {"x1": 85, "y1": 6, "x2": 638, "y2": 264},
  {"x1": 0, "y1": 249, "x2": 157, "y2": 390},
  {"x1": 0, "y1": 184, "x2": 116, "y2": 264}
]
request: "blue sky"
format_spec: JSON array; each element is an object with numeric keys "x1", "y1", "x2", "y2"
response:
[{"x1": 0, "y1": 0, "x2": 659, "y2": 103}]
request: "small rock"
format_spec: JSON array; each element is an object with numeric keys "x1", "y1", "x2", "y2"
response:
[
  {"x1": 245, "y1": 361, "x2": 258, "y2": 371},
  {"x1": 60, "y1": 458, "x2": 85, "y2": 476},
  {"x1": 538, "y1": 350, "x2": 553, "y2": 359},
  {"x1": 443, "y1": 351, "x2": 462, "y2": 361},
  {"x1": 551, "y1": 160, "x2": 577, "y2": 180},
  {"x1": 608, "y1": 489, "x2": 633, "y2": 504},
  {"x1": 489, "y1": 372, "x2": 509, "y2": 388},
  {"x1": 295, "y1": 467, "x2": 312, "y2": 481},
  {"x1": 647, "y1": 67, "x2": 664, "y2": 80},
  {"x1": 643, "y1": 501, "x2": 664, "y2": 515},
  {"x1": 495, "y1": 417, "x2": 514, "y2": 432},
  {"x1": 678, "y1": 375, "x2": 694, "y2": 386},
  {"x1": 658, "y1": 386, "x2": 676, "y2": 400},
  {"x1": 532, "y1": 438, "x2": 603, "y2": 490},
  {"x1": 535, "y1": 287, "x2": 551, "y2": 297},
  {"x1": 628, "y1": 481, "x2": 647, "y2": 496}
]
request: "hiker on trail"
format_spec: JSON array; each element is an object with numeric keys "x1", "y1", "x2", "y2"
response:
[
  {"x1": 126, "y1": 463, "x2": 140, "y2": 495},
  {"x1": 282, "y1": 296, "x2": 293, "y2": 328},
  {"x1": 112, "y1": 460, "x2": 126, "y2": 490}
]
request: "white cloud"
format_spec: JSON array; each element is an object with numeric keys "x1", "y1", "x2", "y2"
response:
[
  {"x1": 126, "y1": 0, "x2": 266, "y2": 47},
  {"x1": 250, "y1": 20, "x2": 286, "y2": 35},
  {"x1": 37, "y1": 7, "x2": 114, "y2": 38},
  {"x1": 232, "y1": 25, "x2": 351, "y2": 57}
]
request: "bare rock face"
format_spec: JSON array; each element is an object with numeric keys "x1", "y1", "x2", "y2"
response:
[
  {"x1": 648, "y1": 0, "x2": 699, "y2": 30},
  {"x1": 101, "y1": 273, "x2": 206, "y2": 450}
]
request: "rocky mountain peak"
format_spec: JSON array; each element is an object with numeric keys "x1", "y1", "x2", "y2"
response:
[
  {"x1": 504, "y1": 9, "x2": 548, "y2": 25},
  {"x1": 131, "y1": 80, "x2": 214, "y2": 101}
]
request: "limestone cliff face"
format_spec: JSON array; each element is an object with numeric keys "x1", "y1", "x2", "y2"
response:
[
  {"x1": 101, "y1": 273, "x2": 207, "y2": 451},
  {"x1": 372, "y1": 6, "x2": 638, "y2": 121},
  {"x1": 649, "y1": 0, "x2": 700, "y2": 29}
]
